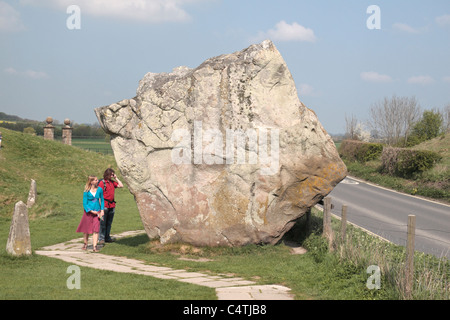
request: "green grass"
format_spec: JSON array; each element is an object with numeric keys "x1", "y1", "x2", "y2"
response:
[
  {"x1": 0, "y1": 253, "x2": 215, "y2": 300},
  {"x1": 72, "y1": 137, "x2": 113, "y2": 155},
  {"x1": 1, "y1": 127, "x2": 447, "y2": 300}
]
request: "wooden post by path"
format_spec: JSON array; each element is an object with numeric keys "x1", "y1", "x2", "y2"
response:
[
  {"x1": 341, "y1": 204, "x2": 348, "y2": 243},
  {"x1": 405, "y1": 215, "x2": 416, "y2": 299},
  {"x1": 306, "y1": 208, "x2": 311, "y2": 233},
  {"x1": 323, "y1": 197, "x2": 333, "y2": 250}
]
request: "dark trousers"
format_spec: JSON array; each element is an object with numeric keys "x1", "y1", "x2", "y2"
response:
[{"x1": 99, "y1": 207, "x2": 115, "y2": 241}]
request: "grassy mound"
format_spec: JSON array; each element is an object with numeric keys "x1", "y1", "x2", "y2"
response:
[
  {"x1": 413, "y1": 133, "x2": 450, "y2": 185},
  {"x1": 0, "y1": 127, "x2": 142, "y2": 247}
]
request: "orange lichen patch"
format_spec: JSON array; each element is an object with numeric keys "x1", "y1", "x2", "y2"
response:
[
  {"x1": 211, "y1": 183, "x2": 249, "y2": 228},
  {"x1": 291, "y1": 157, "x2": 347, "y2": 204},
  {"x1": 254, "y1": 192, "x2": 269, "y2": 225},
  {"x1": 319, "y1": 161, "x2": 347, "y2": 181}
]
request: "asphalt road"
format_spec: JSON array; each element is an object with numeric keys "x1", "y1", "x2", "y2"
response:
[{"x1": 325, "y1": 176, "x2": 450, "y2": 259}]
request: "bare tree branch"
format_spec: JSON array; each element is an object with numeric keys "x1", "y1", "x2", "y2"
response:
[{"x1": 369, "y1": 95, "x2": 421, "y2": 146}]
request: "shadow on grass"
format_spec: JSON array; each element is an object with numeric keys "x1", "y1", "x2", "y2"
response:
[
  {"x1": 281, "y1": 211, "x2": 323, "y2": 245},
  {"x1": 113, "y1": 211, "x2": 324, "y2": 250},
  {"x1": 114, "y1": 233, "x2": 150, "y2": 247}
]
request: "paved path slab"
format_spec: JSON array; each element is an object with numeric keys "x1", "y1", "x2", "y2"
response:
[
  {"x1": 216, "y1": 285, "x2": 293, "y2": 300},
  {"x1": 35, "y1": 230, "x2": 294, "y2": 300}
]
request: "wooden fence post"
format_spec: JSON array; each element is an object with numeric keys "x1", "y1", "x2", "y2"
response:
[
  {"x1": 306, "y1": 208, "x2": 311, "y2": 233},
  {"x1": 341, "y1": 204, "x2": 348, "y2": 243},
  {"x1": 405, "y1": 215, "x2": 416, "y2": 299},
  {"x1": 323, "y1": 197, "x2": 333, "y2": 250}
]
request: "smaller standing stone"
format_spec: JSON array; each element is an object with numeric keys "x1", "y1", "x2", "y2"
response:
[
  {"x1": 6, "y1": 201, "x2": 32, "y2": 256},
  {"x1": 27, "y1": 179, "x2": 37, "y2": 208}
]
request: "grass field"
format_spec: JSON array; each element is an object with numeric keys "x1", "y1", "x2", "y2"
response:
[
  {"x1": 0, "y1": 127, "x2": 447, "y2": 300},
  {"x1": 71, "y1": 137, "x2": 113, "y2": 155}
]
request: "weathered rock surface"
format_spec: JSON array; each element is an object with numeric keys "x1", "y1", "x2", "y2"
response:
[{"x1": 95, "y1": 40, "x2": 347, "y2": 246}]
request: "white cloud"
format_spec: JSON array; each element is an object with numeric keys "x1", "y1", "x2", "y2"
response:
[
  {"x1": 0, "y1": 1, "x2": 25, "y2": 32},
  {"x1": 436, "y1": 14, "x2": 450, "y2": 27},
  {"x1": 360, "y1": 71, "x2": 393, "y2": 83},
  {"x1": 4, "y1": 67, "x2": 49, "y2": 79},
  {"x1": 443, "y1": 76, "x2": 450, "y2": 83},
  {"x1": 253, "y1": 20, "x2": 316, "y2": 43},
  {"x1": 4, "y1": 67, "x2": 17, "y2": 75},
  {"x1": 407, "y1": 75, "x2": 434, "y2": 85},
  {"x1": 392, "y1": 22, "x2": 423, "y2": 34},
  {"x1": 20, "y1": 0, "x2": 207, "y2": 23},
  {"x1": 297, "y1": 83, "x2": 318, "y2": 97}
]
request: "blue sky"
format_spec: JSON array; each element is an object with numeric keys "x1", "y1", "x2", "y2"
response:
[{"x1": 1, "y1": 0, "x2": 449, "y2": 134}]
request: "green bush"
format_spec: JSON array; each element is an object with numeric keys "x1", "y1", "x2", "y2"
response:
[
  {"x1": 381, "y1": 147, "x2": 442, "y2": 178},
  {"x1": 303, "y1": 233, "x2": 328, "y2": 263},
  {"x1": 397, "y1": 150, "x2": 443, "y2": 177},
  {"x1": 411, "y1": 110, "x2": 444, "y2": 142},
  {"x1": 339, "y1": 140, "x2": 383, "y2": 163}
]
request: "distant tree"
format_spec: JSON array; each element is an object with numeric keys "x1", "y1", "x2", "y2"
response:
[
  {"x1": 23, "y1": 127, "x2": 36, "y2": 135},
  {"x1": 369, "y1": 95, "x2": 421, "y2": 146},
  {"x1": 345, "y1": 114, "x2": 358, "y2": 140},
  {"x1": 443, "y1": 104, "x2": 450, "y2": 132},
  {"x1": 354, "y1": 123, "x2": 371, "y2": 142},
  {"x1": 73, "y1": 124, "x2": 92, "y2": 137},
  {"x1": 411, "y1": 110, "x2": 444, "y2": 142},
  {"x1": 72, "y1": 124, "x2": 106, "y2": 138},
  {"x1": 345, "y1": 114, "x2": 372, "y2": 141}
]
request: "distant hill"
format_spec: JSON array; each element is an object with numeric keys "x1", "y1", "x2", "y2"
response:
[
  {"x1": 0, "y1": 112, "x2": 106, "y2": 137},
  {"x1": 0, "y1": 112, "x2": 39, "y2": 122}
]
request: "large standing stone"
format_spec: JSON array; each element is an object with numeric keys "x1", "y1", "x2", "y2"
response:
[
  {"x1": 6, "y1": 201, "x2": 32, "y2": 256},
  {"x1": 95, "y1": 40, "x2": 347, "y2": 247}
]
